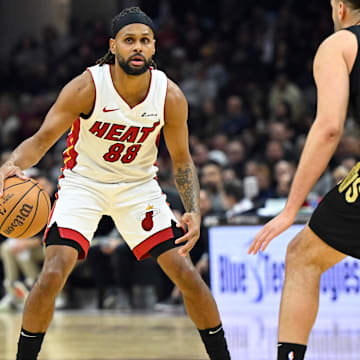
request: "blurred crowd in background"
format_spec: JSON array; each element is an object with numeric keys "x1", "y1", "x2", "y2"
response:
[{"x1": 0, "y1": 0, "x2": 359, "y2": 311}]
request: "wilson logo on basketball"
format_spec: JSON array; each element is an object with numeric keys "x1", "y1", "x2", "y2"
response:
[
  {"x1": 137, "y1": 204, "x2": 160, "y2": 232},
  {"x1": 0, "y1": 193, "x2": 14, "y2": 216},
  {"x1": 3, "y1": 204, "x2": 34, "y2": 235},
  {"x1": 0, "y1": 204, "x2": 6, "y2": 216}
]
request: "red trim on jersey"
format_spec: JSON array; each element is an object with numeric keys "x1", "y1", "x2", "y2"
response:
[
  {"x1": 153, "y1": 78, "x2": 167, "y2": 170},
  {"x1": 43, "y1": 200, "x2": 57, "y2": 241},
  {"x1": 155, "y1": 132, "x2": 161, "y2": 148},
  {"x1": 163, "y1": 78, "x2": 169, "y2": 124},
  {"x1": 43, "y1": 226, "x2": 89, "y2": 260},
  {"x1": 133, "y1": 227, "x2": 174, "y2": 260},
  {"x1": 109, "y1": 64, "x2": 152, "y2": 109},
  {"x1": 63, "y1": 118, "x2": 80, "y2": 170}
]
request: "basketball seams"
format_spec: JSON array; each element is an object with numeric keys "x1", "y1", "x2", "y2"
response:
[
  {"x1": 16, "y1": 189, "x2": 42, "y2": 238},
  {"x1": 3, "y1": 179, "x2": 31, "y2": 192},
  {"x1": 31, "y1": 180, "x2": 51, "y2": 214},
  {"x1": 0, "y1": 183, "x2": 38, "y2": 231}
]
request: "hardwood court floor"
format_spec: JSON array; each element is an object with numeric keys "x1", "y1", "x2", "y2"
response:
[
  {"x1": 0, "y1": 310, "x2": 359, "y2": 360},
  {"x1": 0, "y1": 310, "x2": 208, "y2": 360}
]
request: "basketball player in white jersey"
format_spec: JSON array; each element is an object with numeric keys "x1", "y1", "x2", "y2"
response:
[{"x1": 0, "y1": 7, "x2": 230, "y2": 360}]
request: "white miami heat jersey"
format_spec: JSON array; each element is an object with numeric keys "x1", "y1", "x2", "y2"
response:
[{"x1": 62, "y1": 64, "x2": 168, "y2": 183}]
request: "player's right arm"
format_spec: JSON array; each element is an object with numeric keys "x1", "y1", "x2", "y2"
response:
[
  {"x1": 248, "y1": 30, "x2": 354, "y2": 255},
  {"x1": 0, "y1": 71, "x2": 95, "y2": 196}
]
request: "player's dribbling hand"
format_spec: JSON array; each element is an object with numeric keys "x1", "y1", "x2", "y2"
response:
[
  {"x1": 248, "y1": 210, "x2": 297, "y2": 255},
  {"x1": 175, "y1": 212, "x2": 201, "y2": 256},
  {"x1": 0, "y1": 163, "x2": 28, "y2": 197}
]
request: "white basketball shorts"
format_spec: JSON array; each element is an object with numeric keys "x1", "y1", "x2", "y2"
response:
[{"x1": 44, "y1": 170, "x2": 180, "y2": 260}]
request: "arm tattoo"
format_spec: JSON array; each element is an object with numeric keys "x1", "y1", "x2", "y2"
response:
[{"x1": 174, "y1": 162, "x2": 200, "y2": 214}]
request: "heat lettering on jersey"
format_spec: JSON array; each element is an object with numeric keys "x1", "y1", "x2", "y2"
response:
[
  {"x1": 89, "y1": 120, "x2": 161, "y2": 164},
  {"x1": 89, "y1": 121, "x2": 160, "y2": 143}
]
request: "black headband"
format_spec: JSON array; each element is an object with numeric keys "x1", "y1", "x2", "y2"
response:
[{"x1": 112, "y1": 13, "x2": 156, "y2": 38}]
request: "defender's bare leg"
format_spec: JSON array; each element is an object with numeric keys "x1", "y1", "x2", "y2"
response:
[{"x1": 279, "y1": 225, "x2": 346, "y2": 344}]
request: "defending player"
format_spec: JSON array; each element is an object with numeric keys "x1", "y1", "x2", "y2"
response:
[{"x1": 249, "y1": 1, "x2": 360, "y2": 359}]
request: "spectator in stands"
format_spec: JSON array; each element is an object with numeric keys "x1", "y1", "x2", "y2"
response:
[
  {"x1": 273, "y1": 160, "x2": 296, "y2": 198},
  {"x1": 225, "y1": 139, "x2": 246, "y2": 178},
  {"x1": 200, "y1": 161, "x2": 226, "y2": 212},
  {"x1": 222, "y1": 95, "x2": 250, "y2": 136},
  {"x1": 265, "y1": 140, "x2": 287, "y2": 167},
  {"x1": 254, "y1": 163, "x2": 275, "y2": 202},
  {"x1": 192, "y1": 142, "x2": 210, "y2": 169},
  {"x1": 223, "y1": 181, "x2": 254, "y2": 219},
  {"x1": 269, "y1": 73, "x2": 304, "y2": 121}
]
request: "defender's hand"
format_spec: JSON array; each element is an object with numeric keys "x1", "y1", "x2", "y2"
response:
[
  {"x1": 0, "y1": 163, "x2": 28, "y2": 197},
  {"x1": 175, "y1": 212, "x2": 201, "y2": 257},
  {"x1": 248, "y1": 210, "x2": 297, "y2": 255}
]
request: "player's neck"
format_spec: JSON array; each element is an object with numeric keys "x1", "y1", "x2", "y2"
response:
[
  {"x1": 111, "y1": 63, "x2": 151, "y2": 101},
  {"x1": 342, "y1": 16, "x2": 360, "y2": 28}
]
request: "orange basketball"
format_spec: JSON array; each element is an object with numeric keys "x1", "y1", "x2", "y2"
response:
[{"x1": 0, "y1": 177, "x2": 51, "y2": 239}]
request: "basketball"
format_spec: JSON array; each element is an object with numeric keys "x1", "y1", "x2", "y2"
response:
[{"x1": 0, "y1": 176, "x2": 51, "y2": 239}]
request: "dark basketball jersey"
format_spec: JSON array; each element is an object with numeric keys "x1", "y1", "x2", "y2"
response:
[{"x1": 346, "y1": 25, "x2": 360, "y2": 125}]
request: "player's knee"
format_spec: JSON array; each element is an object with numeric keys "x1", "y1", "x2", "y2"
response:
[
  {"x1": 286, "y1": 237, "x2": 301, "y2": 263},
  {"x1": 285, "y1": 230, "x2": 322, "y2": 273},
  {"x1": 37, "y1": 268, "x2": 66, "y2": 295},
  {"x1": 176, "y1": 265, "x2": 203, "y2": 295},
  {"x1": 285, "y1": 231, "x2": 311, "y2": 268}
]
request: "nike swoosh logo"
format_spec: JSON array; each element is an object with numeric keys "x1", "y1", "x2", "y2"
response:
[
  {"x1": 21, "y1": 331, "x2": 37, "y2": 338},
  {"x1": 209, "y1": 326, "x2": 222, "y2": 335},
  {"x1": 103, "y1": 107, "x2": 120, "y2": 113}
]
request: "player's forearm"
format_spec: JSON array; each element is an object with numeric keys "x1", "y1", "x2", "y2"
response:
[
  {"x1": 6, "y1": 136, "x2": 49, "y2": 170},
  {"x1": 173, "y1": 161, "x2": 201, "y2": 214},
  {"x1": 285, "y1": 120, "x2": 343, "y2": 215}
]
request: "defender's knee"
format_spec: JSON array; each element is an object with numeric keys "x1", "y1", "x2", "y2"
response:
[
  {"x1": 285, "y1": 231, "x2": 322, "y2": 274},
  {"x1": 286, "y1": 236, "x2": 302, "y2": 265}
]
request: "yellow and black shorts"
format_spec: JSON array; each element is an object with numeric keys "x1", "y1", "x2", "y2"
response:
[{"x1": 309, "y1": 162, "x2": 360, "y2": 259}]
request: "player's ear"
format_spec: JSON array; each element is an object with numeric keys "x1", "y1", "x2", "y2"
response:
[
  {"x1": 109, "y1": 38, "x2": 116, "y2": 55},
  {"x1": 338, "y1": 1, "x2": 346, "y2": 20}
]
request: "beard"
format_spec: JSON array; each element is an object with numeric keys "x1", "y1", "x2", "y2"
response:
[{"x1": 117, "y1": 53, "x2": 152, "y2": 75}]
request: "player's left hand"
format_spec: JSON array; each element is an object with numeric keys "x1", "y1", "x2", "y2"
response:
[
  {"x1": 248, "y1": 210, "x2": 297, "y2": 255},
  {"x1": 175, "y1": 212, "x2": 201, "y2": 257}
]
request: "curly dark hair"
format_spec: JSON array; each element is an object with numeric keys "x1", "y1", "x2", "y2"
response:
[{"x1": 96, "y1": 7, "x2": 156, "y2": 67}]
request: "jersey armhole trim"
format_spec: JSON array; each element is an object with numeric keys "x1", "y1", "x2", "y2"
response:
[
  {"x1": 343, "y1": 27, "x2": 360, "y2": 77},
  {"x1": 80, "y1": 68, "x2": 97, "y2": 120}
]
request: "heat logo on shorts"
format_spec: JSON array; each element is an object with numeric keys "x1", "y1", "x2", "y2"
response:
[
  {"x1": 137, "y1": 204, "x2": 160, "y2": 232},
  {"x1": 288, "y1": 351, "x2": 295, "y2": 360}
]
